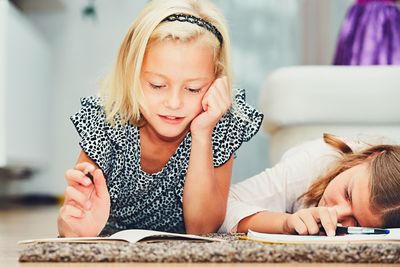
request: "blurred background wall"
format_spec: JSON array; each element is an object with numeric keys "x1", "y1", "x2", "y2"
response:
[{"x1": 0, "y1": 0, "x2": 351, "y2": 197}]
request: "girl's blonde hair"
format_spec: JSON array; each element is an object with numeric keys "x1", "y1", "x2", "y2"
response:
[
  {"x1": 299, "y1": 133, "x2": 400, "y2": 228},
  {"x1": 100, "y1": 0, "x2": 233, "y2": 125}
]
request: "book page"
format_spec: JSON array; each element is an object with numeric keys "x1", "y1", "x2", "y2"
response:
[
  {"x1": 110, "y1": 229, "x2": 225, "y2": 243},
  {"x1": 246, "y1": 228, "x2": 400, "y2": 244},
  {"x1": 17, "y1": 236, "x2": 125, "y2": 245},
  {"x1": 18, "y1": 229, "x2": 225, "y2": 245}
]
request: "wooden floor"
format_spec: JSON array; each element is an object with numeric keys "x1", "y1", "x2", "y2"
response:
[{"x1": 1, "y1": 206, "x2": 400, "y2": 267}]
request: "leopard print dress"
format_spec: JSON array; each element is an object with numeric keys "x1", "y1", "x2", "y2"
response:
[{"x1": 71, "y1": 89, "x2": 263, "y2": 234}]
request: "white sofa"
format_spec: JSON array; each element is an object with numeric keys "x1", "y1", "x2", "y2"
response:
[{"x1": 260, "y1": 66, "x2": 400, "y2": 165}]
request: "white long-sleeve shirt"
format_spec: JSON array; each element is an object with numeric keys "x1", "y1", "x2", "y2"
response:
[{"x1": 219, "y1": 135, "x2": 390, "y2": 233}]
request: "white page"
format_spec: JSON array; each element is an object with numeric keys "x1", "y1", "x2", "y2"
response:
[
  {"x1": 247, "y1": 228, "x2": 400, "y2": 244},
  {"x1": 18, "y1": 229, "x2": 225, "y2": 244},
  {"x1": 109, "y1": 229, "x2": 225, "y2": 243},
  {"x1": 17, "y1": 236, "x2": 122, "y2": 244}
]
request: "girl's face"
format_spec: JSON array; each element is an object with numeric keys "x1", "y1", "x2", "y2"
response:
[
  {"x1": 318, "y1": 163, "x2": 383, "y2": 227},
  {"x1": 140, "y1": 38, "x2": 215, "y2": 141}
]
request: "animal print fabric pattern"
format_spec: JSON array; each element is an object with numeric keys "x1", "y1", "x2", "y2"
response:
[{"x1": 70, "y1": 89, "x2": 263, "y2": 234}]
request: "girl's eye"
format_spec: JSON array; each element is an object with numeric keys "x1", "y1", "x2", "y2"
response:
[
  {"x1": 186, "y1": 87, "x2": 202, "y2": 93},
  {"x1": 149, "y1": 83, "x2": 165, "y2": 90},
  {"x1": 344, "y1": 186, "x2": 352, "y2": 202}
]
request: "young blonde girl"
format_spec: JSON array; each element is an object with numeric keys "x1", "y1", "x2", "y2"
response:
[
  {"x1": 220, "y1": 134, "x2": 400, "y2": 236},
  {"x1": 58, "y1": 0, "x2": 263, "y2": 237}
]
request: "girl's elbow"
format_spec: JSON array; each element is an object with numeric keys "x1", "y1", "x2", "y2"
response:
[
  {"x1": 185, "y1": 215, "x2": 224, "y2": 234},
  {"x1": 186, "y1": 223, "x2": 219, "y2": 234}
]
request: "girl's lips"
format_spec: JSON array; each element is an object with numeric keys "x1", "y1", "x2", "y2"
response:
[{"x1": 159, "y1": 115, "x2": 185, "y2": 124}]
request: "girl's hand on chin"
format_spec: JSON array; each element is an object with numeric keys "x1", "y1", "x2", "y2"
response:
[{"x1": 190, "y1": 76, "x2": 231, "y2": 137}]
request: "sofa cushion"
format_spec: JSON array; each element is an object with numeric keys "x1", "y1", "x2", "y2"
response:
[{"x1": 260, "y1": 66, "x2": 400, "y2": 133}]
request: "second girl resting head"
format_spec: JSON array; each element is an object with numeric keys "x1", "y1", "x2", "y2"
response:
[
  {"x1": 220, "y1": 134, "x2": 400, "y2": 236},
  {"x1": 58, "y1": 0, "x2": 263, "y2": 237}
]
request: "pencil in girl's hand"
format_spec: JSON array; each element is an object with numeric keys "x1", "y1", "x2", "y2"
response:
[
  {"x1": 320, "y1": 226, "x2": 390, "y2": 235},
  {"x1": 85, "y1": 172, "x2": 94, "y2": 183},
  {"x1": 85, "y1": 172, "x2": 95, "y2": 199},
  {"x1": 335, "y1": 226, "x2": 390, "y2": 235}
]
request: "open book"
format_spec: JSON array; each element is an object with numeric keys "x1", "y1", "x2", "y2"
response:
[
  {"x1": 18, "y1": 229, "x2": 225, "y2": 245},
  {"x1": 242, "y1": 229, "x2": 400, "y2": 244}
]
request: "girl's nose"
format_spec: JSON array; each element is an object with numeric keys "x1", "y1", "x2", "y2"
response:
[
  {"x1": 165, "y1": 90, "x2": 183, "y2": 110},
  {"x1": 335, "y1": 204, "x2": 352, "y2": 217},
  {"x1": 335, "y1": 204, "x2": 357, "y2": 226}
]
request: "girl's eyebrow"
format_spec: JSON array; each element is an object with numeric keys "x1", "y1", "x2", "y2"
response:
[
  {"x1": 143, "y1": 71, "x2": 167, "y2": 78},
  {"x1": 143, "y1": 71, "x2": 209, "y2": 82}
]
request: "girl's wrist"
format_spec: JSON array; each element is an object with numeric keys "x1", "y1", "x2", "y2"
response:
[
  {"x1": 281, "y1": 214, "x2": 294, "y2": 234},
  {"x1": 191, "y1": 129, "x2": 213, "y2": 141}
]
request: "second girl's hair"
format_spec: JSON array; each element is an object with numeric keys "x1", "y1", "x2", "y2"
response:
[
  {"x1": 100, "y1": 0, "x2": 233, "y2": 125},
  {"x1": 299, "y1": 133, "x2": 400, "y2": 228}
]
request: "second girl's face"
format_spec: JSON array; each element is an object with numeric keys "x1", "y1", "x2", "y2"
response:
[
  {"x1": 140, "y1": 38, "x2": 216, "y2": 141},
  {"x1": 318, "y1": 163, "x2": 383, "y2": 227}
]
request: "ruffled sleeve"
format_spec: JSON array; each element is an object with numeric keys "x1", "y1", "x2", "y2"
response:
[
  {"x1": 70, "y1": 97, "x2": 117, "y2": 175},
  {"x1": 212, "y1": 89, "x2": 264, "y2": 167}
]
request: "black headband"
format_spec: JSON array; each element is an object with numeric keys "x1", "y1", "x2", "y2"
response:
[{"x1": 161, "y1": 13, "x2": 223, "y2": 45}]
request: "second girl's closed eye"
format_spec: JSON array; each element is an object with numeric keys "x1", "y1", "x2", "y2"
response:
[{"x1": 344, "y1": 185, "x2": 352, "y2": 202}]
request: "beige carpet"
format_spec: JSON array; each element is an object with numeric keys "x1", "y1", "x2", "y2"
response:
[{"x1": 18, "y1": 234, "x2": 400, "y2": 263}]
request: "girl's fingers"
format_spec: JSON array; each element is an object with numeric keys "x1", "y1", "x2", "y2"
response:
[
  {"x1": 293, "y1": 207, "x2": 338, "y2": 236},
  {"x1": 64, "y1": 199, "x2": 78, "y2": 208},
  {"x1": 75, "y1": 162, "x2": 95, "y2": 173},
  {"x1": 207, "y1": 92, "x2": 224, "y2": 115},
  {"x1": 93, "y1": 169, "x2": 109, "y2": 200},
  {"x1": 211, "y1": 77, "x2": 231, "y2": 108},
  {"x1": 323, "y1": 207, "x2": 338, "y2": 236},
  {"x1": 313, "y1": 207, "x2": 337, "y2": 236},
  {"x1": 204, "y1": 86, "x2": 229, "y2": 119},
  {"x1": 328, "y1": 207, "x2": 338, "y2": 225},
  {"x1": 65, "y1": 186, "x2": 92, "y2": 210},
  {"x1": 219, "y1": 77, "x2": 231, "y2": 106},
  {"x1": 60, "y1": 204, "x2": 85, "y2": 219},
  {"x1": 298, "y1": 209, "x2": 320, "y2": 235},
  {"x1": 65, "y1": 169, "x2": 92, "y2": 186},
  {"x1": 290, "y1": 215, "x2": 308, "y2": 235},
  {"x1": 213, "y1": 85, "x2": 230, "y2": 110},
  {"x1": 201, "y1": 92, "x2": 209, "y2": 111},
  {"x1": 222, "y1": 76, "x2": 229, "y2": 91}
]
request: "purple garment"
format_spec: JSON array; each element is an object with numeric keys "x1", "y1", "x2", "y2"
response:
[
  {"x1": 357, "y1": 0, "x2": 396, "y2": 4},
  {"x1": 333, "y1": 0, "x2": 400, "y2": 65}
]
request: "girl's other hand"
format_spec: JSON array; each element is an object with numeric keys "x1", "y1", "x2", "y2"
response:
[
  {"x1": 284, "y1": 207, "x2": 338, "y2": 236},
  {"x1": 58, "y1": 162, "x2": 110, "y2": 237},
  {"x1": 190, "y1": 76, "x2": 231, "y2": 136}
]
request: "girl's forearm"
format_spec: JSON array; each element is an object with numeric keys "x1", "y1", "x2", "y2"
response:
[
  {"x1": 183, "y1": 132, "x2": 226, "y2": 234},
  {"x1": 236, "y1": 210, "x2": 292, "y2": 234}
]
